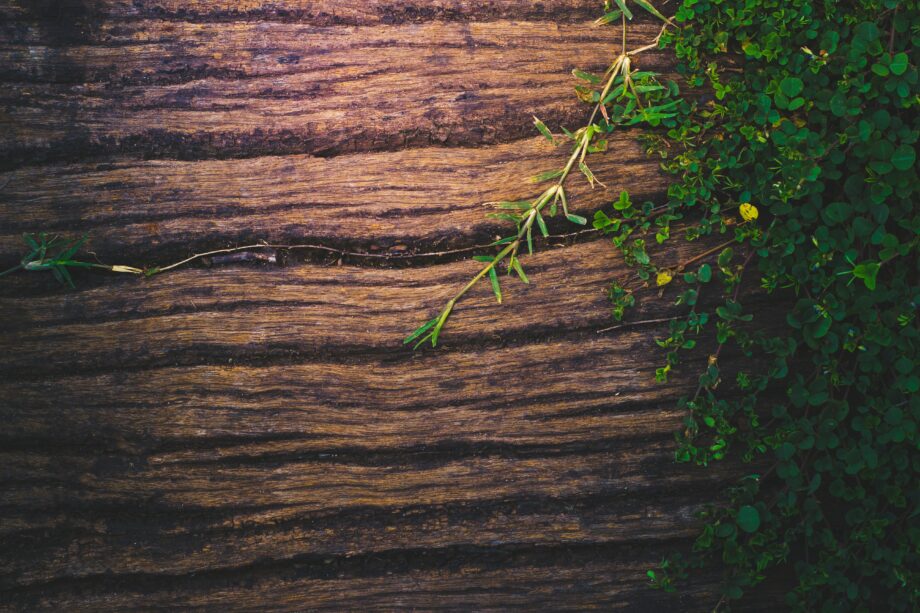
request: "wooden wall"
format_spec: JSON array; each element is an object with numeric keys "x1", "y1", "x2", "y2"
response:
[{"x1": 0, "y1": 1, "x2": 772, "y2": 609}]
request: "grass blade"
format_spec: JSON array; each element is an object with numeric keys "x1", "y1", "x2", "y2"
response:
[
  {"x1": 533, "y1": 116, "x2": 556, "y2": 144},
  {"x1": 536, "y1": 212, "x2": 549, "y2": 237},
  {"x1": 488, "y1": 268, "x2": 503, "y2": 304},
  {"x1": 512, "y1": 259, "x2": 530, "y2": 284},
  {"x1": 404, "y1": 316, "x2": 439, "y2": 345},
  {"x1": 631, "y1": 0, "x2": 674, "y2": 24}
]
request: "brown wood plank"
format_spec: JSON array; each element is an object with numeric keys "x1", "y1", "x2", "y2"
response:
[
  {"x1": 1, "y1": 0, "x2": 606, "y2": 25},
  {"x1": 0, "y1": 19, "x2": 672, "y2": 166},
  {"x1": 0, "y1": 444, "x2": 735, "y2": 583},
  {"x1": 0, "y1": 236, "x2": 736, "y2": 376},
  {"x1": 1, "y1": 553, "x2": 727, "y2": 611},
  {"x1": 0, "y1": 136, "x2": 665, "y2": 261},
  {"x1": 0, "y1": 4, "x2": 765, "y2": 611}
]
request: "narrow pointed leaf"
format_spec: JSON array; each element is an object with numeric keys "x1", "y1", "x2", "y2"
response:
[
  {"x1": 614, "y1": 0, "x2": 633, "y2": 20},
  {"x1": 571, "y1": 69, "x2": 601, "y2": 84},
  {"x1": 23, "y1": 233, "x2": 39, "y2": 251},
  {"x1": 57, "y1": 266, "x2": 75, "y2": 288},
  {"x1": 566, "y1": 213, "x2": 588, "y2": 225},
  {"x1": 530, "y1": 169, "x2": 564, "y2": 183},
  {"x1": 533, "y1": 116, "x2": 555, "y2": 143},
  {"x1": 536, "y1": 212, "x2": 549, "y2": 237},
  {"x1": 631, "y1": 0, "x2": 674, "y2": 24},
  {"x1": 512, "y1": 259, "x2": 530, "y2": 284},
  {"x1": 593, "y1": 9, "x2": 623, "y2": 25},
  {"x1": 488, "y1": 268, "x2": 502, "y2": 304},
  {"x1": 431, "y1": 303, "x2": 454, "y2": 347},
  {"x1": 526, "y1": 225, "x2": 534, "y2": 255},
  {"x1": 579, "y1": 161, "x2": 597, "y2": 187},
  {"x1": 59, "y1": 235, "x2": 88, "y2": 260},
  {"x1": 404, "y1": 317, "x2": 439, "y2": 345}
]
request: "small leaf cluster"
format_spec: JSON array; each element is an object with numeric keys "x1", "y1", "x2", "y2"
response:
[
  {"x1": 405, "y1": 1, "x2": 675, "y2": 347},
  {"x1": 591, "y1": 0, "x2": 919, "y2": 610}
]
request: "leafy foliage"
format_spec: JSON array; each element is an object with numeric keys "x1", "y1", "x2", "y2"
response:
[
  {"x1": 0, "y1": 233, "x2": 143, "y2": 286},
  {"x1": 587, "y1": 0, "x2": 920, "y2": 610},
  {"x1": 404, "y1": 2, "x2": 674, "y2": 347},
  {"x1": 407, "y1": 1, "x2": 917, "y2": 604}
]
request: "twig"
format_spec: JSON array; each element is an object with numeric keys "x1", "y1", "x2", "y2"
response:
[{"x1": 597, "y1": 316, "x2": 680, "y2": 334}]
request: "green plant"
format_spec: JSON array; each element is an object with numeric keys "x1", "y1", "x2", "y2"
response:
[
  {"x1": 0, "y1": 233, "x2": 143, "y2": 286},
  {"x1": 593, "y1": 1, "x2": 919, "y2": 610},
  {"x1": 404, "y1": 0, "x2": 676, "y2": 348},
  {"x1": 411, "y1": 0, "x2": 918, "y2": 609}
]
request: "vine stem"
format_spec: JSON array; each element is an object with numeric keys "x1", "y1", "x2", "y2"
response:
[{"x1": 596, "y1": 316, "x2": 680, "y2": 334}]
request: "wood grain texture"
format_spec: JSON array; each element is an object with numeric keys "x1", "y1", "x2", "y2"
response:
[
  {"x1": 0, "y1": 236, "x2": 737, "y2": 376},
  {"x1": 0, "y1": 2, "x2": 778, "y2": 610},
  {"x1": 0, "y1": 18, "x2": 672, "y2": 167},
  {"x1": 0, "y1": 0, "x2": 607, "y2": 25},
  {"x1": 0, "y1": 136, "x2": 665, "y2": 261}
]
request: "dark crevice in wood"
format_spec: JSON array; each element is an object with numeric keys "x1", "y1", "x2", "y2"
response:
[{"x1": 0, "y1": 537, "x2": 698, "y2": 602}]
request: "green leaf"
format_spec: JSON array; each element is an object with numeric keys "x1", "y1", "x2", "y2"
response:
[
  {"x1": 891, "y1": 144, "x2": 916, "y2": 171},
  {"x1": 737, "y1": 505, "x2": 761, "y2": 533},
  {"x1": 511, "y1": 259, "x2": 529, "y2": 284},
  {"x1": 526, "y1": 225, "x2": 534, "y2": 255},
  {"x1": 472, "y1": 255, "x2": 494, "y2": 263},
  {"x1": 430, "y1": 303, "x2": 454, "y2": 347},
  {"x1": 488, "y1": 267, "x2": 502, "y2": 304},
  {"x1": 530, "y1": 169, "x2": 563, "y2": 183},
  {"x1": 404, "y1": 317, "x2": 439, "y2": 345},
  {"x1": 779, "y1": 76, "x2": 803, "y2": 97},
  {"x1": 566, "y1": 213, "x2": 588, "y2": 225},
  {"x1": 490, "y1": 236, "x2": 517, "y2": 246},
  {"x1": 22, "y1": 233, "x2": 39, "y2": 251},
  {"x1": 718, "y1": 247, "x2": 734, "y2": 268},
  {"x1": 631, "y1": 0, "x2": 673, "y2": 24},
  {"x1": 613, "y1": 0, "x2": 633, "y2": 20},
  {"x1": 571, "y1": 69, "x2": 601, "y2": 84},
  {"x1": 889, "y1": 52, "x2": 909, "y2": 76},
  {"x1": 56, "y1": 265, "x2": 75, "y2": 288},
  {"x1": 853, "y1": 262, "x2": 880, "y2": 290},
  {"x1": 536, "y1": 212, "x2": 549, "y2": 237},
  {"x1": 593, "y1": 9, "x2": 623, "y2": 25},
  {"x1": 579, "y1": 161, "x2": 597, "y2": 187},
  {"x1": 533, "y1": 116, "x2": 555, "y2": 143},
  {"x1": 698, "y1": 264, "x2": 712, "y2": 283}
]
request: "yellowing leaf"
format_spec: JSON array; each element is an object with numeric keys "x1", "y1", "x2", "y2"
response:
[
  {"x1": 656, "y1": 270, "x2": 673, "y2": 286},
  {"x1": 739, "y1": 202, "x2": 759, "y2": 222}
]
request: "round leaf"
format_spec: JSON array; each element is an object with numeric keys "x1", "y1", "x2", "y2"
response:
[
  {"x1": 889, "y1": 52, "x2": 909, "y2": 76},
  {"x1": 891, "y1": 144, "x2": 916, "y2": 171},
  {"x1": 779, "y1": 77, "x2": 803, "y2": 97},
  {"x1": 737, "y1": 505, "x2": 761, "y2": 533}
]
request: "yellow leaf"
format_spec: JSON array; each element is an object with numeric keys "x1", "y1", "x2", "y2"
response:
[
  {"x1": 739, "y1": 202, "x2": 759, "y2": 222},
  {"x1": 656, "y1": 270, "x2": 673, "y2": 287}
]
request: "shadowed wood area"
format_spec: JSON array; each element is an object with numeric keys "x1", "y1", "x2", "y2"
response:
[{"x1": 0, "y1": 2, "x2": 778, "y2": 610}]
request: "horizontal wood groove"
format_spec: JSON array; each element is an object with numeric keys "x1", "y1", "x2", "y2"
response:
[
  {"x1": 0, "y1": 4, "x2": 775, "y2": 610},
  {"x1": 0, "y1": 1, "x2": 632, "y2": 27},
  {"x1": 0, "y1": 235, "x2": 751, "y2": 377},
  {"x1": 0, "y1": 135, "x2": 666, "y2": 262},
  {"x1": 0, "y1": 19, "x2": 673, "y2": 168}
]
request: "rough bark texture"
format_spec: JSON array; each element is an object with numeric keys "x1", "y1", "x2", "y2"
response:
[{"x1": 0, "y1": 2, "x2": 776, "y2": 610}]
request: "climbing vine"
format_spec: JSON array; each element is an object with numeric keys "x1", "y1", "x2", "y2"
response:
[
  {"x1": 600, "y1": 1, "x2": 918, "y2": 610},
  {"x1": 409, "y1": 0, "x2": 920, "y2": 610}
]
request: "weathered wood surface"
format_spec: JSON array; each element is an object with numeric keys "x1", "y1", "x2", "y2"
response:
[{"x1": 0, "y1": 1, "x2": 777, "y2": 610}]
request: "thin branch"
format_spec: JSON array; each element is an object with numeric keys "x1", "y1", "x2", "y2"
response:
[{"x1": 597, "y1": 316, "x2": 680, "y2": 334}]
